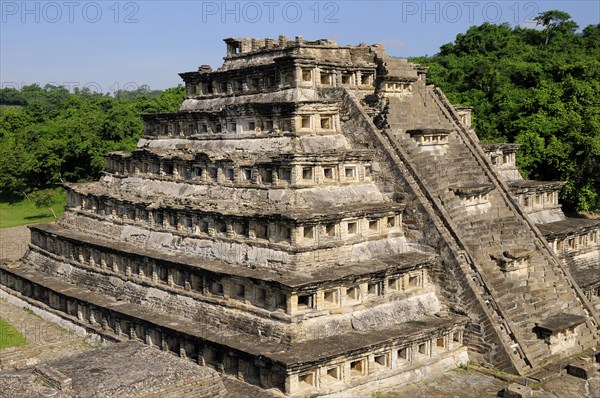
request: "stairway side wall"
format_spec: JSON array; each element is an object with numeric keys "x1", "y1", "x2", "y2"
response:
[
  {"x1": 364, "y1": 81, "x2": 600, "y2": 370},
  {"x1": 335, "y1": 88, "x2": 517, "y2": 371},
  {"x1": 431, "y1": 87, "x2": 600, "y2": 325}
]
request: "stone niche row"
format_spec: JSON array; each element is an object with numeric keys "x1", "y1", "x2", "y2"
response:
[
  {"x1": 184, "y1": 64, "x2": 377, "y2": 98},
  {"x1": 408, "y1": 129, "x2": 450, "y2": 149},
  {"x1": 0, "y1": 269, "x2": 286, "y2": 393},
  {"x1": 488, "y1": 149, "x2": 516, "y2": 168},
  {"x1": 381, "y1": 82, "x2": 413, "y2": 93},
  {"x1": 583, "y1": 285, "x2": 600, "y2": 304},
  {"x1": 517, "y1": 190, "x2": 560, "y2": 212},
  {"x1": 292, "y1": 268, "x2": 428, "y2": 315},
  {"x1": 66, "y1": 190, "x2": 404, "y2": 249},
  {"x1": 0, "y1": 268, "x2": 465, "y2": 396},
  {"x1": 104, "y1": 154, "x2": 373, "y2": 188},
  {"x1": 450, "y1": 185, "x2": 493, "y2": 214},
  {"x1": 142, "y1": 110, "x2": 341, "y2": 138},
  {"x1": 290, "y1": 328, "x2": 465, "y2": 395},
  {"x1": 550, "y1": 230, "x2": 599, "y2": 254},
  {"x1": 30, "y1": 228, "x2": 421, "y2": 319}
]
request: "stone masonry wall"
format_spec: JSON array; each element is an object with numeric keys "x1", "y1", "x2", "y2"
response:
[
  {"x1": 336, "y1": 87, "x2": 518, "y2": 371},
  {"x1": 60, "y1": 211, "x2": 411, "y2": 271}
]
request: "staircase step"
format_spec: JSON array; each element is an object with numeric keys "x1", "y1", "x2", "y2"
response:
[{"x1": 377, "y1": 86, "x2": 598, "y2": 373}]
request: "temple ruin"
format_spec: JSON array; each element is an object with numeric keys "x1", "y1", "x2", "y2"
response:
[
  {"x1": 1, "y1": 36, "x2": 600, "y2": 396},
  {"x1": 481, "y1": 143, "x2": 600, "y2": 312}
]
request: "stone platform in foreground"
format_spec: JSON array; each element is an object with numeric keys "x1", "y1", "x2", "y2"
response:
[{"x1": 0, "y1": 341, "x2": 227, "y2": 398}]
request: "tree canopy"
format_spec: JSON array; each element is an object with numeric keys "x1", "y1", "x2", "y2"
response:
[
  {"x1": 412, "y1": 11, "x2": 600, "y2": 212},
  {"x1": 1, "y1": 11, "x2": 598, "y2": 213},
  {"x1": 0, "y1": 84, "x2": 184, "y2": 199}
]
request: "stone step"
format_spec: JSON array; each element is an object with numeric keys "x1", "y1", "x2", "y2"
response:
[{"x1": 383, "y1": 86, "x2": 599, "y2": 373}]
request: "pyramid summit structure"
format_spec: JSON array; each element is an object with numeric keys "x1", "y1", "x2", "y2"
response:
[{"x1": 2, "y1": 36, "x2": 600, "y2": 396}]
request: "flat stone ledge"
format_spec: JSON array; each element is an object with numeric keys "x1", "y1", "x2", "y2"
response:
[
  {"x1": 537, "y1": 217, "x2": 600, "y2": 240},
  {"x1": 509, "y1": 180, "x2": 566, "y2": 195},
  {"x1": 504, "y1": 383, "x2": 531, "y2": 398},
  {"x1": 566, "y1": 359, "x2": 597, "y2": 380},
  {"x1": 480, "y1": 142, "x2": 521, "y2": 153},
  {"x1": 534, "y1": 313, "x2": 587, "y2": 336},
  {"x1": 406, "y1": 128, "x2": 450, "y2": 136},
  {"x1": 450, "y1": 183, "x2": 494, "y2": 197},
  {"x1": 33, "y1": 364, "x2": 72, "y2": 391},
  {"x1": 1, "y1": 342, "x2": 228, "y2": 398}
]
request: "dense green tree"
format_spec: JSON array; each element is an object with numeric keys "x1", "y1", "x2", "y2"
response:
[
  {"x1": 413, "y1": 12, "x2": 600, "y2": 212},
  {"x1": 0, "y1": 85, "x2": 185, "y2": 199},
  {"x1": 534, "y1": 10, "x2": 579, "y2": 45},
  {"x1": 28, "y1": 189, "x2": 58, "y2": 219},
  {"x1": 0, "y1": 88, "x2": 27, "y2": 106}
]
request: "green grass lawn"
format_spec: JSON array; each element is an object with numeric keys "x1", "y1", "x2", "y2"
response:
[
  {"x1": 0, "y1": 316, "x2": 27, "y2": 349},
  {"x1": 0, "y1": 189, "x2": 66, "y2": 229}
]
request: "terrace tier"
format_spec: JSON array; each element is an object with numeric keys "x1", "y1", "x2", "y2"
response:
[{"x1": 3, "y1": 36, "x2": 599, "y2": 397}]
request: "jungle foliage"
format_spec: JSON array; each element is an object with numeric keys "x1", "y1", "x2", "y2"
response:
[
  {"x1": 1, "y1": 11, "x2": 598, "y2": 212},
  {"x1": 0, "y1": 84, "x2": 185, "y2": 200},
  {"x1": 412, "y1": 11, "x2": 600, "y2": 212}
]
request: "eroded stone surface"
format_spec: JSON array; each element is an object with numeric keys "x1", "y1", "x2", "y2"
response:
[
  {"x1": 0, "y1": 342, "x2": 227, "y2": 398},
  {"x1": 1, "y1": 35, "x2": 599, "y2": 397}
]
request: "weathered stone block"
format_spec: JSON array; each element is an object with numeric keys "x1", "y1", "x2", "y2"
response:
[
  {"x1": 566, "y1": 359, "x2": 597, "y2": 380},
  {"x1": 504, "y1": 383, "x2": 531, "y2": 398}
]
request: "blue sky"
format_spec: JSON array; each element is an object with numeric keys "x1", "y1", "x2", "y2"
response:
[{"x1": 1, "y1": 1, "x2": 599, "y2": 94}]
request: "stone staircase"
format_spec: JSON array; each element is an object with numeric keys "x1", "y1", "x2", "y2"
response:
[
  {"x1": 393, "y1": 85, "x2": 597, "y2": 370},
  {"x1": 347, "y1": 83, "x2": 600, "y2": 373}
]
